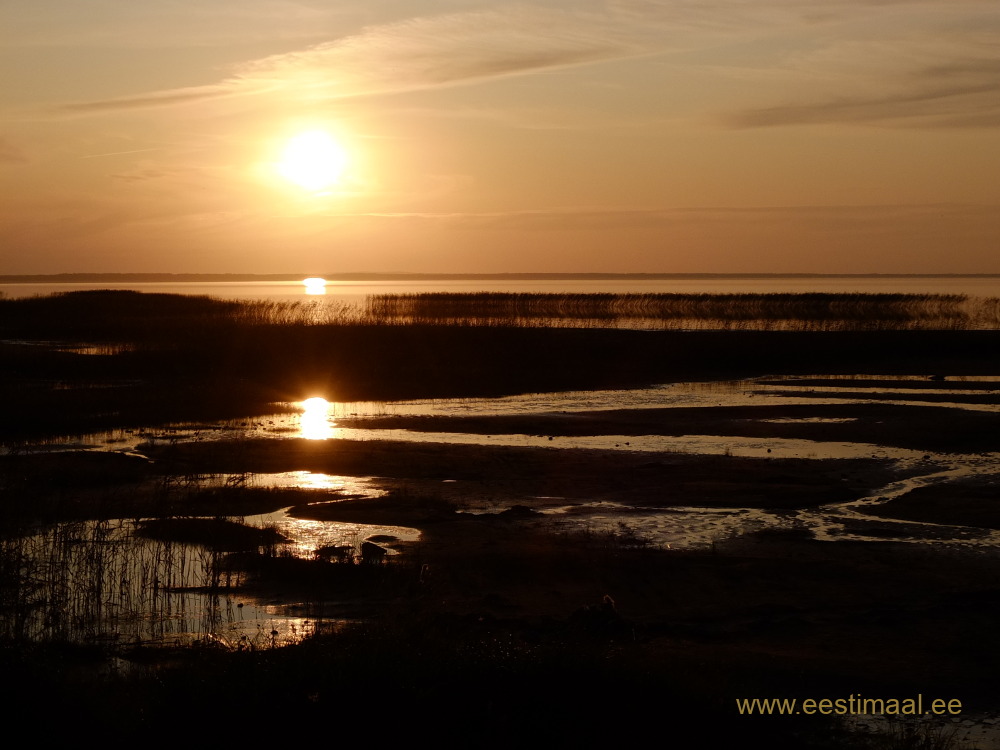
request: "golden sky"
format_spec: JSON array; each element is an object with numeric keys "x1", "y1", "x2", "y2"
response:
[{"x1": 2, "y1": 0, "x2": 999, "y2": 274}]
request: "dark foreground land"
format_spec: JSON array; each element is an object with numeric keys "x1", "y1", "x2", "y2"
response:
[
  {"x1": 2, "y1": 291, "x2": 1000, "y2": 745},
  {"x1": 3, "y1": 289, "x2": 1000, "y2": 439}
]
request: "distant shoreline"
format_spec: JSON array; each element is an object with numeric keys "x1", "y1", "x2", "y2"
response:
[{"x1": 3, "y1": 272, "x2": 1000, "y2": 283}]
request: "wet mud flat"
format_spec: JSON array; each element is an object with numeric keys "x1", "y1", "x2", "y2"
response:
[
  {"x1": 334, "y1": 398, "x2": 1000, "y2": 453},
  {"x1": 139, "y1": 436, "x2": 914, "y2": 510},
  {"x1": 868, "y1": 475, "x2": 1000, "y2": 529},
  {"x1": 5, "y1": 407, "x2": 1000, "y2": 745}
]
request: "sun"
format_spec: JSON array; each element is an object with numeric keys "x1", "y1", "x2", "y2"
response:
[{"x1": 277, "y1": 131, "x2": 347, "y2": 192}]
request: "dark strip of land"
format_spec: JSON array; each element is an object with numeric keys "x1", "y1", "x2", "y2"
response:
[
  {"x1": 337, "y1": 402, "x2": 1000, "y2": 453},
  {"x1": 4, "y1": 303, "x2": 1000, "y2": 440}
]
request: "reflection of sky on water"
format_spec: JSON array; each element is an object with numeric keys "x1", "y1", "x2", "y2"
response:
[
  {"x1": 252, "y1": 452, "x2": 1000, "y2": 551},
  {"x1": 43, "y1": 375, "x2": 1000, "y2": 458},
  {"x1": 7, "y1": 278, "x2": 1000, "y2": 303},
  {"x1": 252, "y1": 511, "x2": 420, "y2": 560},
  {"x1": 3, "y1": 473, "x2": 415, "y2": 647},
  {"x1": 535, "y1": 501, "x2": 783, "y2": 550},
  {"x1": 241, "y1": 472, "x2": 418, "y2": 559},
  {"x1": 266, "y1": 470, "x2": 366, "y2": 491},
  {"x1": 20, "y1": 375, "x2": 1000, "y2": 553},
  {"x1": 157, "y1": 470, "x2": 416, "y2": 559},
  {"x1": 303, "y1": 277, "x2": 327, "y2": 295}
]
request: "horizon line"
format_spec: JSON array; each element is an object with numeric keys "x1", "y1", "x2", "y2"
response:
[{"x1": 5, "y1": 272, "x2": 1000, "y2": 283}]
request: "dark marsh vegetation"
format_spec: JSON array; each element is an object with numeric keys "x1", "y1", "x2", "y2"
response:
[
  {"x1": 365, "y1": 290, "x2": 1000, "y2": 330},
  {"x1": 3, "y1": 289, "x2": 1000, "y2": 441}
]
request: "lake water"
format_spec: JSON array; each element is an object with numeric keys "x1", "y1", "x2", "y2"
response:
[{"x1": 4, "y1": 275, "x2": 1000, "y2": 304}]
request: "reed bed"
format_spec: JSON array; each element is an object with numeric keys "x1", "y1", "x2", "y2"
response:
[
  {"x1": 364, "y1": 292, "x2": 1000, "y2": 330},
  {"x1": 0, "y1": 519, "x2": 247, "y2": 644},
  {"x1": 0, "y1": 290, "x2": 360, "y2": 339},
  {"x1": 4, "y1": 290, "x2": 1000, "y2": 338}
]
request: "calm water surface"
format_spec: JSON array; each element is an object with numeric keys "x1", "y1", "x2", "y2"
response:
[{"x1": 5, "y1": 276, "x2": 1000, "y2": 303}]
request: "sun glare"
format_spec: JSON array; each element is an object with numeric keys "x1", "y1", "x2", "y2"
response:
[
  {"x1": 299, "y1": 397, "x2": 334, "y2": 440},
  {"x1": 277, "y1": 131, "x2": 347, "y2": 192},
  {"x1": 303, "y1": 277, "x2": 327, "y2": 295}
]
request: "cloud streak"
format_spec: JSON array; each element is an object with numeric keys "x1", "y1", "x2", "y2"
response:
[
  {"x1": 61, "y1": 85, "x2": 249, "y2": 114},
  {"x1": 52, "y1": 0, "x2": 1000, "y2": 132},
  {"x1": 728, "y1": 77, "x2": 1000, "y2": 128},
  {"x1": 724, "y1": 18, "x2": 1000, "y2": 128},
  {"x1": 305, "y1": 203, "x2": 1000, "y2": 228},
  {"x1": 60, "y1": 6, "x2": 640, "y2": 114}
]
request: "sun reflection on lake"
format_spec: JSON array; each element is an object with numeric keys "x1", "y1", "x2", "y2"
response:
[
  {"x1": 303, "y1": 277, "x2": 327, "y2": 295},
  {"x1": 299, "y1": 397, "x2": 335, "y2": 440}
]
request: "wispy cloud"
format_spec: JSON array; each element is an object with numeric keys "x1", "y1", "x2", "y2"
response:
[
  {"x1": 6, "y1": 0, "x2": 352, "y2": 49},
  {"x1": 53, "y1": 0, "x2": 1000, "y2": 131},
  {"x1": 60, "y1": 6, "x2": 640, "y2": 114},
  {"x1": 80, "y1": 147, "x2": 162, "y2": 159},
  {"x1": 235, "y1": 8, "x2": 635, "y2": 92},
  {"x1": 306, "y1": 203, "x2": 1000, "y2": 228},
  {"x1": 111, "y1": 168, "x2": 173, "y2": 183},
  {"x1": 728, "y1": 75, "x2": 1000, "y2": 128},
  {"x1": 61, "y1": 85, "x2": 246, "y2": 114},
  {"x1": 724, "y1": 21, "x2": 1000, "y2": 128}
]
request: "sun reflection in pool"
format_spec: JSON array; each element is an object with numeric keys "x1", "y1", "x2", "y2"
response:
[{"x1": 299, "y1": 397, "x2": 335, "y2": 440}]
